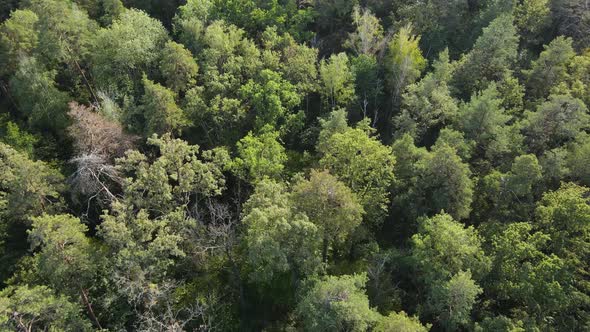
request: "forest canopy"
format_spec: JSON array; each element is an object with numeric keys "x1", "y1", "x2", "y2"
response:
[{"x1": 0, "y1": 0, "x2": 589, "y2": 331}]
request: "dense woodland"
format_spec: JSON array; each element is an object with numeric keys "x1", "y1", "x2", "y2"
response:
[{"x1": 0, "y1": 0, "x2": 589, "y2": 330}]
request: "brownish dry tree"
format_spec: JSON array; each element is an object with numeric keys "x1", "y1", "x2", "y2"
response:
[{"x1": 67, "y1": 101, "x2": 137, "y2": 208}]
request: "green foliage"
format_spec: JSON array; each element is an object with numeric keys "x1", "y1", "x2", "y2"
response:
[
  {"x1": 0, "y1": 143, "x2": 64, "y2": 222},
  {"x1": 385, "y1": 25, "x2": 426, "y2": 107},
  {"x1": 412, "y1": 213, "x2": 491, "y2": 284},
  {"x1": 474, "y1": 154, "x2": 543, "y2": 222},
  {"x1": 242, "y1": 179, "x2": 320, "y2": 283},
  {"x1": 374, "y1": 311, "x2": 430, "y2": 332},
  {"x1": 0, "y1": 121, "x2": 37, "y2": 157},
  {"x1": 0, "y1": 285, "x2": 91, "y2": 331},
  {"x1": 9, "y1": 57, "x2": 70, "y2": 134},
  {"x1": 427, "y1": 271, "x2": 482, "y2": 331},
  {"x1": 28, "y1": 214, "x2": 96, "y2": 294},
  {"x1": 453, "y1": 14, "x2": 519, "y2": 96},
  {"x1": 139, "y1": 76, "x2": 187, "y2": 136},
  {"x1": 234, "y1": 127, "x2": 287, "y2": 183},
  {"x1": 345, "y1": 5, "x2": 384, "y2": 56},
  {"x1": 319, "y1": 52, "x2": 356, "y2": 109},
  {"x1": 1, "y1": 1, "x2": 590, "y2": 330},
  {"x1": 91, "y1": 8, "x2": 168, "y2": 94},
  {"x1": 523, "y1": 93, "x2": 589, "y2": 153},
  {"x1": 292, "y1": 170, "x2": 364, "y2": 263},
  {"x1": 0, "y1": 9, "x2": 38, "y2": 76},
  {"x1": 457, "y1": 83, "x2": 521, "y2": 162},
  {"x1": 415, "y1": 144, "x2": 474, "y2": 220},
  {"x1": 295, "y1": 274, "x2": 379, "y2": 332},
  {"x1": 239, "y1": 69, "x2": 301, "y2": 131},
  {"x1": 318, "y1": 118, "x2": 395, "y2": 222},
  {"x1": 159, "y1": 40, "x2": 198, "y2": 93},
  {"x1": 395, "y1": 49, "x2": 458, "y2": 141},
  {"x1": 525, "y1": 36, "x2": 576, "y2": 100}
]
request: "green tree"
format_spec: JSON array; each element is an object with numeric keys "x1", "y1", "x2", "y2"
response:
[
  {"x1": 0, "y1": 9, "x2": 38, "y2": 76},
  {"x1": 0, "y1": 285, "x2": 91, "y2": 331},
  {"x1": 9, "y1": 57, "x2": 70, "y2": 134},
  {"x1": 427, "y1": 271, "x2": 482, "y2": 331},
  {"x1": 385, "y1": 25, "x2": 426, "y2": 113},
  {"x1": 28, "y1": 214, "x2": 103, "y2": 329},
  {"x1": 374, "y1": 311, "x2": 429, "y2": 332},
  {"x1": 473, "y1": 154, "x2": 543, "y2": 222},
  {"x1": 159, "y1": 40, "x2": 198, "y2": 93},
  {"x1": 241, "y1": 179, "x2": 321, "y2": 284},
  {"x1": 234, "y1": 127, "x2": 287, "y2": 183},
  {"x1": 0, "y1": 143, "x2": 64, "y2": 222},
  {"x1": 453, "y1": 14, "x2": 519, "y2": 97},
  {"x1": 411, "y1": 213, "x2": 491, "y2": 284},
  {"x1": 487, "y1": 222, "x2": 573, "y2": 329},
  {"x1": 415, "y1": 144, "x2": 474, "y2": 220},
  {"x1": 319, "y1": 52, "x2": 356, "y2": 110},
  {"x1": 456, "y1": 84, "x2": 520, "y2": 162},
  {"x1": 318, "y1": 119, "x2": 395, "y2": 223},
  {"x1": 295, "y1": 274, "x2": 379, "y2": 332},
  {"x1": 345, "y1": 5, "x2": 385, "y2": 56},
  {"x1": 567, "y1": 134, "x2": 590, "y2": 186},
  {"x1": 523, "y1": 93, "x2": 589, "y2": 153},
  {"x1": 292, "y1": 170, "x2": 364, "y2": 264},
  {"x1": 139, "y1": 76, "x2": 187, "y2": 136},
  {"x1": 351, "y1": 54, "x2": 383, "y2": 122},
  {"x1": 0, "y1": 143, "x2": 64, "y2": 283},
  {"x1": 92, "y1": 8, "x2": 168, "y2": 95},
  {"x1": 395, "y1": 49, "x2": 458, "y2": 142},
  {"x1": 239, "y1": 69, "x2": 302, "y2": 131},
  {"x1": 524, "y1": 36, "x2": 576, "y2": 100}
]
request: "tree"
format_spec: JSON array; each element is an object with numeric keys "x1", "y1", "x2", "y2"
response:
[
  {"x1": 567, "y1": 134, "x2": 590, "y2": 186},
  {"x1": 291, "y1": 170, "x2": 364, "y2": 264},
  {"x1": 241, "y1": 179, "x2": 321, "y2": 284},
  {"x1": 427, "y1": 271, "x2": 482, "y2": 331},
  {"x1": 9, "y1": 57, "x2": 70, "y2": 134},
  {"x1": 453, "y1": 14, "x2": 519, "y2": 97},
  {"x1": 524, "y1": 36, "x2": 576, "y2": 100},
  {"x1": 533, "y1": 183, "x2": 590, "y2": 329},
  {"x1": 139, "y1": 76, "x2": 187, "y2": 136},
  {"x1": 411, "y1": 213, "x2": 491, "y2": 284},
  {"x1": 239, "y1": 69, "x2": 302, "y2": 131},
  {"x1": 91, "y1": 9, "x2": 168, "y2": 95},
  {"x1": 0, "y1": 9, "x2": 38, "y2": 76},
  {"x1": 415, "y1": 144, "x2": 474, "y2": 220},
  {"x1": 234, "y1": 127, "x2": 287, "y2": 183},
  {"x1": 551, "y1": 0, "x2": 590, "y2": 50},
  {"x1": 295, "y1": 274, "x2": 379, "y2": 332},
  {"x1": 351, "y1": 54, "x2": 383, "y2": 123},
  {"x1": 0, "y1": 285, "x2": 91, "y2": 331},
  {"x1": 395, "y1": 49, "x2": 458, "y2": 142},
  {"x1": 0, "y1": 143, "x2": 64, "y2": 222},
  {"x1": 114, "y1": 134, "x2": 226, "y2": 214},
  {"x1": 319, "y1": 52, "x2": 356, "y2": 109},
  {"x1": 487, "y1": 222, "x2": 573, "y2": 329},
  {"x1": 0, "y1": 143, "x2": 64, "y2": 283},
  {"x1": 159, "y1": 40, "x2": 198, "y2": 93},
  {"x1": 318, "y1": 118, "x2": 395, "y2": 223},
  {"x1": 374, "y1": 311, "x2": 429, "y2": 332},
  {"x1": 345, "y1": 5, "x2": 385, "y2": 56},
  {"x1": 385, "y1": 25, "x2": 426, "y2": 114},
  {"x1": 28, "y1": 214, "x2": 103, "y2": 329},
  {"x1": 473, "y1": 154, "x2": 543, "y2": 222},
  {"x1": 67, "y1": 102, "x2": 135, "y2": 206},
  {"x1": 456, "y1": 83, "x2": 520, "y2": 162},
  {"x1": 523, "y1": 93, "x2": 589, "y2": 153}
]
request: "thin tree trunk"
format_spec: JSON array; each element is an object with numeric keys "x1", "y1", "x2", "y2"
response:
[{"x1": 80, "y1": 287, "x2": 103, "y2": 330}]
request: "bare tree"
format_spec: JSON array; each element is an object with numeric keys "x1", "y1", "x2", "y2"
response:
[{"x1": 67, "y1": 102, "x2": 136, "y2": 209}]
